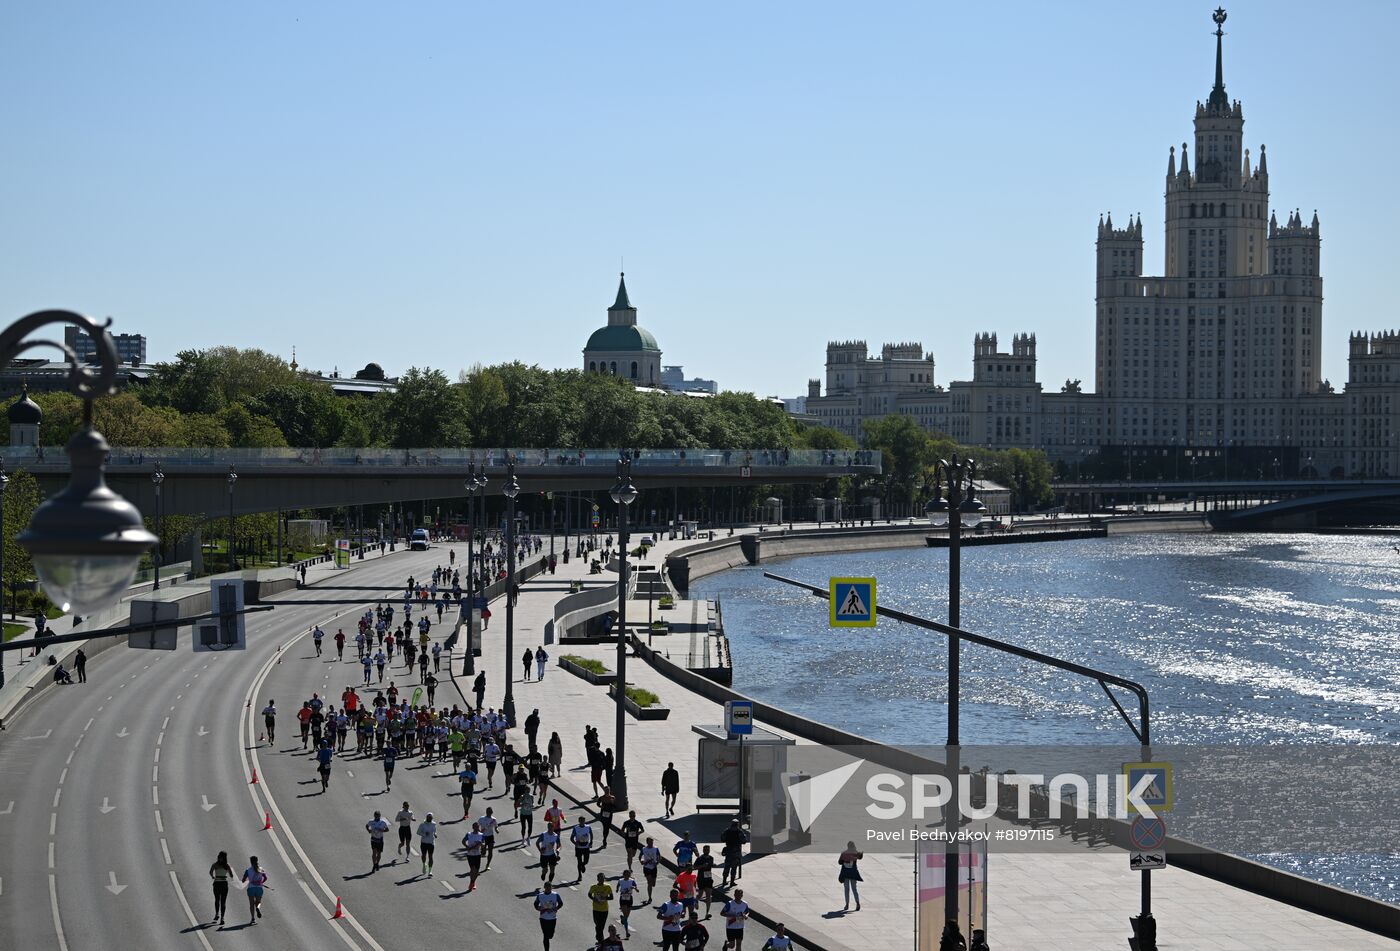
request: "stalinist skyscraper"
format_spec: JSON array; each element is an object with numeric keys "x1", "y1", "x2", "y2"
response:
[{"x1": 1094, "y1": 7, "x2": 1322, "y2": 450}]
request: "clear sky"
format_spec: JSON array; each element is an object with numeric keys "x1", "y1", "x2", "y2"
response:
[{"x1": 1, "y1": 2, "x2": 1394, "y2": 398}]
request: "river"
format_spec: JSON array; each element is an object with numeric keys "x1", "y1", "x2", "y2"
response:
[{"x1": 692, "y1": 531, "x2": 1400, "y2": 903}]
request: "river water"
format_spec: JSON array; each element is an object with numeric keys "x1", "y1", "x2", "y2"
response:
[{"x1": 692, "y1": 531, "x2": 1400, "y2": 903}]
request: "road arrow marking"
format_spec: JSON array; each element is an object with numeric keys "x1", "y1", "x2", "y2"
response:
[
  {"x1": 105, "y1": 871, "x2": 126, "y2": 895},
  {"x1": 0, "y1": 801, "x2": 13, "y2": 815},
  {"x1": 23, "y1": 729, "x2": 52, "y2": 740},
  {"x1": 116, "y1": 728, "x2": 130, "y2": 738},
  {"x1": 99, "y1": 798, "x2": 116, "y2": 814},
  {"x1": 197, "y1": 726, "x2": 209, "y2": 737},
  {"x1": 200, "y1": 795, "x2": 217, "y2": 812}
]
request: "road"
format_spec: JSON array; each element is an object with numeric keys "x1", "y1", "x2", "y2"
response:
[{"x1": 0, "y1": 545, "x2": 775, "y2": 950}]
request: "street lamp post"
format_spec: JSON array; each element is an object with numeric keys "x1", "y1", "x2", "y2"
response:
[
  {"x1": 502, "y1": 460, "x2": 520, "y2": 727},
  {"x1": 151, "y1": 464, "x2": 165, "y2": 589},
  {"x1": 226, "y1": 465, "x2": 238, "y2": 570},
  {"x1": 610, "y1": 451, "x2": 639, "y2": 810},
  {"x1": 926, "y1": 454, "x2": 985, "y2": 925}
]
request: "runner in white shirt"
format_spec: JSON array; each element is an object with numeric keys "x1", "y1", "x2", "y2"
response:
[
  {"x1": 722, "y1": 889, "x2": 750, "y2": 951},
  {"x1": 462, "y1": 822, "x2": 485, "y2": 891},
  {"x1": 617, "y1": 869, "x2": 639, "y2": 938},
  {"x1": 365, "y1": 811, "x2": 390, "y2": 872},
  {"x1": 656, "y1": 888, "x2": 686, "y2": 951},
  {"x1": 394, "y1": 803, "x2": 415, "y2": 857},
  {"x1": 534, "y1": 883, "x2": 563, "y2": 951},
  {"x1": 478, "y1": 807, "x2": 498, "y2": 869},
  {"x1": 761, "y1": 924, "x2": 793, "y2": 950},
  {"x1": 639, "y1": 838, "x2": 662, "y2": 903},
  {"x1": 536, "y1": 828, "x2": 561, "y2": 884},
  {"x1": 417, "y1": 813, "x2": 438, "y2": 875},
  {"x1": 569, "y1": 816, "x2": 594, "y2": 879}
]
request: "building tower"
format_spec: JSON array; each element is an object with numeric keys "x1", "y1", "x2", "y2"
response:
[
  {"x1": 583, "y1": 273, "x2": 663, "y2": 385},
  {"x1": 7, "y1": 381, "x2": 41, "y2": 447}
]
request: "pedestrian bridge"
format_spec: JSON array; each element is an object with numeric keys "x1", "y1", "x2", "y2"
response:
[
  {"x1": 1208, "y1": 482, "x2": 1400, "y2": 529},
  {"x1": 2, "y1": 446, "x2": 880, "y2": 518}
]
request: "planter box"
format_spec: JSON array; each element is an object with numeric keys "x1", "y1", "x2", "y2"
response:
[
  {"x1": 608, "y1": 684, "x2": 671, "y2": 721},
  {"x1": 558, "y1": 656, "x2": 616, "y2": 687},
  {"x1": 658, "y1": 601, "x2": 675, "y2": 611}
]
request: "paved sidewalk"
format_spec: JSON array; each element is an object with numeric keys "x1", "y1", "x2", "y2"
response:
[{"x1": 446, "y1": 528, "x2": 1396, "y2": 950}]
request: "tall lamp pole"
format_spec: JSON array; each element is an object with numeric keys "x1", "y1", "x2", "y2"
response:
[
  {"x1": 926, "y1": 454, "x2": 985, "y2": 926},
  {"x1": 501, "y1": 460, "x2": 520, "y2": 727},
  {"x1": 226, "y1": 465, "x2": 239, "y2": 570},
  {"x1": 463, "y1": 466, "x2": 483, "y2": 677},
  {"x1": 610, "y1": 451, "x2": 639, "y2": 809},
  {"x1": 151, "y1": 464, "x2": 164, "y2": 589}
]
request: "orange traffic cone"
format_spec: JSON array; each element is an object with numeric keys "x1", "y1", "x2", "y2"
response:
[
  {"x1": 250, "y1": 767, "x2": 259, "y2": 785},
  {"x1": 263, "y1": 811, "x2": 272, "y2": 831},
  {"x1": 332, "y1": 897, "x2": 344, "y2": 919}
]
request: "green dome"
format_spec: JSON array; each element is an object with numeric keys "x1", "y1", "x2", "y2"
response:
[{"x1": 585, "y1": 324, "x2": 660, "y2": 353}]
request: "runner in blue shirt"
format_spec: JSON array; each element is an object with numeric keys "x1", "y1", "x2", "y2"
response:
[
  {"x1": 383, "y1": 743, "x2": 399, "y2": 791},
  {"x1": 315, "y1": 741, "x2": 333, "y2": 792}
]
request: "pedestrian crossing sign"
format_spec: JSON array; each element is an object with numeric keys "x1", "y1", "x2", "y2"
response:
[
  {"x1": 1122, "y1": 761, "x2": 1173, "y2": 814},
  {"x1": 829, "y1": 577, "x2": 877, "y2": 628}
]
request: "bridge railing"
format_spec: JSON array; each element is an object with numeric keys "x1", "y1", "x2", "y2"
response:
[{"x1": 1, "y1": 446, "x2": 881, "y2": 473}]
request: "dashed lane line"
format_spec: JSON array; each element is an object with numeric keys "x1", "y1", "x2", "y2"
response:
[
  {"x1": 485, "y1": 920, "x2": 503, "y2": 934},
  {"x1": 168, "y1": 870, "x2": 215, "y2": 951},
  {"x1": 155, "y1": 809, "x2": 164, "y2": 833},
  {"x1": 160, "y1": 837, "x2": 172, "y2": 865},
  {"x1": 48, "y1": 874, "x2": 69, "y2": 951}
]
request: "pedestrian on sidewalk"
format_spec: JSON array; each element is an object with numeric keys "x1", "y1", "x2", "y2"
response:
[
  {"x1": 662, "y1": 762, "x2": 681, "y2": 817},
  {"x1": 535, "y1": 645, "x2": 548, "y2": 680},
  {"x1": 534, "y1": 882, "x2": 562, "y2": 950},
  {"x1": 522, "y1": 648, "x2": 533, "y2": 682},
  {"x1": 74, "y1": 648, "x2": 87, "y2": 683},
  {"x1": 939, "y1": 919, "x2": 967, "y2": 950},
  {"x1": 969, "y1": 928, "x2": 989, "y2": 951},
  {"x1": 524, "y1": 708, "x2": 540, "y2": 754},
  {"x1": 547, "y1": 731, "x2": 563, "y2": 777},
  {"x1": 473, "y1": 671, "x2": 486, "y2": 711},
  {"x1": 720, "y1": 820, "x2": 745, "y2": 886},
  {"x1": 838, "y1": 841, "x2": 863, "y2": 911}
]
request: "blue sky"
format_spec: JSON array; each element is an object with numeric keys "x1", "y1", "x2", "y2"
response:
[{"x1": 1, "y1": 2, "x2": 1394, "y2": 398}]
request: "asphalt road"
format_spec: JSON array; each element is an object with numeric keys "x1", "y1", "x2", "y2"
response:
[{"x1": 0, "y1": 546, "x2": 776, "y2": 951}]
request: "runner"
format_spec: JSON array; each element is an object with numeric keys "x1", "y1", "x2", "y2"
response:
[
  {"x1": 536, "y1": 825, "x2": 561, "y2": 884},
  {"x1": 675, "y1": 864, "x2": 699, "y2": 916},
  {"x1": 334, "y1": 628, "x2": 346, "y2": 660},
  {"x1": 261, "y1": 699, "x2": 277, "y2": 745},
  {"x1": 208, "y1": 850, "x2": 233, "y2": 925},
  {"x1": 681, "y1": 911, "x2": 711, "y2": 951},
  {"x1": 657, "y1": 888, "x2": 686, "y2": 951},
  {"x1": 517, "y1": 789, "x2": 536, "y2": 843},
  {"x1": 600, "y1": 925, "x2": 625, "y2": 951},
  {"x1": 570, "y1": 816, "x2": 594, "y2": 880},
  {"x1": 315, "y1": 740, "x2": 333, "y2": 792},
  {"x1": 696, "y1": 846, "x2": 717, "y2": 918},
  {"x1": 383, "y1": 741, "x2": 399, "y2": 790},
  {"x1": 361, "y1": 652, "x2": 373, "y2": 685},
  {"x1": 479, "y1": 807, "x2": 498, "y2": 868},
  {"x1": 587, "y1": 871, "x2": 614, "y2": 946},
  {"x1": 417, "y1": 812, "x2": 438, "y2": 875},
  {"x1": 534, "y1": 882, "x2": 563, "y2": 951},
  {"x1": 622, "y1": 810, "x2": 645, "y2": 866},
  {"x1": 458, "y1": 761, "x2": 476, "y2": 817},
  {"x1": 760, "y1": 924, "x2": 792, "y2": 950},
  {"x1": 721, "y1": 889, "x2": 749, "y2": 950},
  {"x1": 462, "y1": 821, "x2": 485, "y2": 891},
  {"x1": 313, "y1": 625, "x2": 324, "y2": 656},
  {"x1": 297, "y1": 702, "x2": 312, "y2": 748},
  {"x1": 640, "y1": 837, "x2": 662, "y2": 903},
  {"x1": 617, "y1": 867, "x2": 639, "y2": 938},
  {"x1": 365, "y1": 811, "x2": 389, "y2": 872},
  {"x1": 674, "y1": 831, "x2": 699, "y2": 868},
  {"x1": 543, "y1": 798, "x2": 565, "y2": 834},
  {"x1": 395, "y1": 802, "x2": 414, "y2": 858},
  {"x1": 598, "y1": 786, "x2": 617, "y2": 847},
  {"x1": 241, "y1": 856, "x2": 268, "y2": 923},
  {"x1": 483, "y1": 738, "x2": 500, "y2": 788}
]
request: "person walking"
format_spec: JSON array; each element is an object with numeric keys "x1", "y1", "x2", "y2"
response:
[
  {"x1": 661, "y1": 762, "x2": 680, "y2": 817},
  {"x1": 547, "y1": 731, "x2": 563, "y2": 777},
  {"x1": 473, "y1": 670, "x2": 486, "y2": 711},
  {"x1": 534, "y1": 645, "x2": 548, "y2": 680},
  {"x1": 587, "y1": 871, "x2": 614, "y2": 946},
  {"x1": 838, "y1": 841, "x2": 864, "y2": 911},
  {"x1": 366, "y1": 811, "x2": 390, "y2": 872},
  {"x1": 74, "y1": 648, "x2": 87, "y2": 684},
  {"x1": 208, "y1": 851, "x2": 233, "y2": 925},
  {"x1": 524, "y1": 708, "x2": 540, "y2": 754},
  {"x1": 241, "y1": 857, "x2": 268, "y2": 923},
  {"x1": 720, "y1": 819, "x2": 745, "y2": 886},
  {"x1": 534, "y1": 882, "x2": 563, "y2": 951},
  {"x1": 522, "y1": 648, "x2": 533, "y2": 682}
]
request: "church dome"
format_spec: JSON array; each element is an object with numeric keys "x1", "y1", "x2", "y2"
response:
[
  {"x1": 7, "y1": 383, "x2": 41, "y2": 425},
  {"x1": 585, "y1": 324, "x2": 660, "y2": 353}
]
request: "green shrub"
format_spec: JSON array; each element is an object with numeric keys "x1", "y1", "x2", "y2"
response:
[
  {"x1": 561, "y1": 655, "x2": 609, "y2": 676},
  {"x1": 625, "y1": 686, "x2": 659, "y2": 708}
]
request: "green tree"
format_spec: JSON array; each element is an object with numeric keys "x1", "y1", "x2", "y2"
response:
[
  {"x1": 219, "y1": 404, "x2": 288, "y2": 448},
  {"x1": 1, "y1": 468, "x2": 41, "y2": 598},
  {"x1": 379, "y1": 368, "x2": 470, "y2": 448},
  {"x1": 862, "y1": 414, "x2": 934, "y2": 503}
]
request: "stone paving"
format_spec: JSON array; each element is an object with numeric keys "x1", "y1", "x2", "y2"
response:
[{"x1": 450, "y1": 529, "x2": 1395, "y2": 950}]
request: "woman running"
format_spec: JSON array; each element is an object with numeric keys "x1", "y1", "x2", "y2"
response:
[
  {"x1": 241, "y1": 856, "x2": 268, "y2": 922},
  {"x1": 208, "y1": 850, "x2": 233, "y2": 924}
]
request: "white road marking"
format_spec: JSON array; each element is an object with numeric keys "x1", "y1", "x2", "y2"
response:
[
  {"x1": 116, "y1": 727, "x2": 130, "y2": 738},
  {"x1": 49, "y1": 812, "x2": 56, "y2": 835},
  {"x1": 162, "y1": 716, "x2": 170, "y2": 729},
  {"x1": 346, "y1": 770, "x2": 354, "y2": 778},
  {"x1": 105, "y1": 871, "x2": 127, "y2": 895},
  {"x1": 157, "y1": 732, "x2": 164, "y2": 745},
  {"x1": 485, "y1": 920, "x2": 503, "y2": 933},
  {"x1": 0, "y1": 801, "x2": 12, "y2": 815},
  {"x1": 160, "y1": 837, "x2": 172, "y2": 865},
  {"x1": 58, "y1": 768, "x2": 67, "y2": 785},
  {"x1": 65, "y1": 750, "x2": 75, "y2": 765},
  {"x1": 441, "y1": 879, "x2": 452, "y2": 889},
  {"x1": 197, "y1": 725, "x2": 209, "y2": 736},
  {"x1": 51, "y1": 788, "x2": 60, "y2": 809},
  {"x1": 200, "y1": 795, "x2": 217, "y2": 812},
  {"x1": 176, "y1": 694, "x2": 182, "y2": 700},
  {"x1": 99, "y1": 798, "x2": 116, "y2": 814},
  {"x1": 152, "y1": 764, "x2": 159, "y2": 783},
  {"x1": 48, "y1": 874, "x2": 69, "y2": 951},
  {"x1": 167, "y1": 870, "x2": 215, "y2": 951},
  {"x1": 83, "y1": 718, "x2": 94, "y2": 730},
  {"x1": 47, "y1": 841, "x2": 54, "y2": 869},
  {"x1": 24, "y1": 729, "x2": 52, "y2": 740},
  {"x1": 155, "y1": 809, "x2": 164, "y2": 832},
  {"x1": 152, "y1": 786, "x2": 159, "y2": 805},
  {"x1": 153, "y1": 748, "x2": 160, "y2": 763}
]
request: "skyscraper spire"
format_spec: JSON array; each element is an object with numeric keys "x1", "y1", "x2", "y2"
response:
[{"x1": 1208, "y1": 8, "x2": 1230, "y2": 112}]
